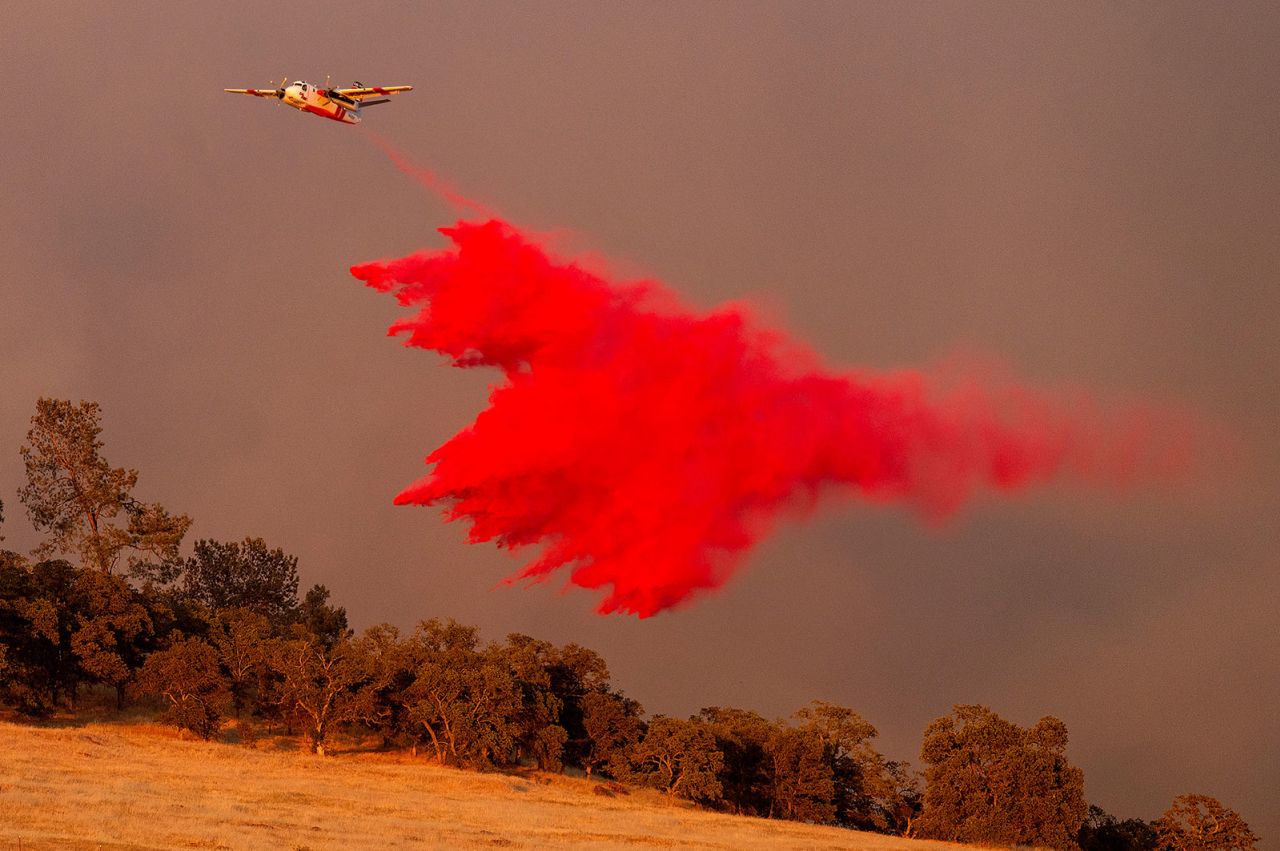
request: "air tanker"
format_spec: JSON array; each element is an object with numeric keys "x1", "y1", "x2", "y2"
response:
[{"x1": 224, "y1": 79, "x2": 413, "y2": 124}]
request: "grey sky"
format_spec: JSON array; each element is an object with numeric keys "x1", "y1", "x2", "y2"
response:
[{"x1": 1, "y1": 1, "x2": 1276, "y2": 841}]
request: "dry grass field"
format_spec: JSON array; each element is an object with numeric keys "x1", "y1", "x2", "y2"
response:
[{"x1": 0, "y1": 716, "x2": 970, "y2": 851}]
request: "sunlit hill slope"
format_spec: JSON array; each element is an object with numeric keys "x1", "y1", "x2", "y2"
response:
[{"x1": 0, "y1": 718, "x2": 971, "y2": 851}]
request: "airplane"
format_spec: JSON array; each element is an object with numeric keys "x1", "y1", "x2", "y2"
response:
[{"x1": 224, "y1": 78, "x2": 413, "y2": 124}]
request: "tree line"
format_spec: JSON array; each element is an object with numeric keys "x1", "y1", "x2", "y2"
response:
[{"x1": 0, "y1": 399, "x2": 1259, "y2": 851}]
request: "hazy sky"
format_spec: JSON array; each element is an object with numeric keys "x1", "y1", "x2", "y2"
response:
[{"x1": 2, "y1": 1, "x2": 1276, "y2": 841}]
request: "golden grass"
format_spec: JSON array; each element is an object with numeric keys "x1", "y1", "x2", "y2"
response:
[{"x1": 0, "y1": 719, "x2": 969, "y2": 851}]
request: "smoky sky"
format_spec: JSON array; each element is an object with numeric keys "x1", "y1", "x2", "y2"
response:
[{"x1": 1, "y1": 1, "x2": 1276, "y2": 841}]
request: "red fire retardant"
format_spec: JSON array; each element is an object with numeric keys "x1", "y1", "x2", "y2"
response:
[{"x1": 352, "y1": 220, "x2": 1191, "y2": 617}]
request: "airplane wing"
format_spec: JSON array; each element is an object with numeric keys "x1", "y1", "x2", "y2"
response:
[
  {"x1": 332, "y1": 85, "x2": 414, "y2": 101},
  {"x1": 224, "y1": 88, "x2": 278, "y2": 98}
]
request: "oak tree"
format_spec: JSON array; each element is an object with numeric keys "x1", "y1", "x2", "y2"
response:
[
  {"x1": 0, "y1": 558, "x2": 80, "y2": 713},
  {"x1": 1079, "y1": 805, "x2": 1158, "y2": 851},
  {"x1": 795, "y1": 700, "x2": 920, "y2": 833},
  {"x1": 403, "y1": 620, "x2": 523, "y2": 768},
  {"x1": 1154, "y1": 794, "x2": 1258, "y2": 851},
  {"x1": 206, "y1": 607, "x2": 271, "y2": 717},
  {"x1": 916, "y1": 704, "x2": 1087, "y2": 850},
  {"x1": 501, "y1": 634, "x2": 569, "y2": 771},
  {"x1": 624, "y1": 716, "x2": 724, "y2": 803},
  {"x1": 181, "y1": 538, "x2": 299, "y2": 626},
  {"x1": 135, "y1": 635, "x2": 228, "y2": 739},
  {"x1": 70, "y1": 569, "x2": 153, "y2": 709},
  {"x1": 270, "y1": 630, "x2": 373, "y2": 755},
  {"x1": 765, "y1": 725, "x2": 836, "y2": 823},
  {"x1": 19, "y1": 399, "x2": 190, "y2": 574},
  {"x1": 699, "y1": 706, "x2": 775, "y2": 816},
  {"x1": 581, "y1": 691, "x2": 644, "y2": 778}
]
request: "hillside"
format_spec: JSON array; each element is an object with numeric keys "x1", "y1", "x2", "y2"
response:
[{"x1": 0, "y1": 719, "x2": 967, "y2": 851}]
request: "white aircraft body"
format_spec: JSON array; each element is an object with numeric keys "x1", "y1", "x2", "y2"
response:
[{"x1": 224, "y1": 79, "x2": 413, "y2": 124}]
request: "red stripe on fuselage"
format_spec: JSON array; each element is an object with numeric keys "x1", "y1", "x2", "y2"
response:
[{"x1": 302, "y1": 103, "x2": 342, "y2": 122}]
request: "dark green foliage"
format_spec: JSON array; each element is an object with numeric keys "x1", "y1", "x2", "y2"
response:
[
  {"x1": 296, "y1": 584, "x2": 350, "y2": 647},
  {"x1": 581, "y1": 691, "x2": 644, "y2": 778},
  {"x1": 1079, "y1": 805, "x2": 1158, "y2": 851},
  {"x1": 135, "y1": 636, "x2": 228, "y2": 739},
  {"x1": 697, "y1": 702, "x2": 916, "y2": 831},
  {"x1": 622, "y1": 716, "x2": 724, "y2": 802},
  {"x1": 269, "y1": 630, "x2": 374, "y2": 755},
  {"x1": 542, "y1": 641, "x2": 611, "y2": 770},
  {"x1": 765, "y1": 725, "x2": 836, "y2": 822},
  {"x1": 19, "y1": 398, "x2": 189, "y2": 574},
  {"x1": 1154, "y1": 794, "x2": 1258, "y2": 851},
  {"x1": 500, "y1": 634, "x2": 569, "y2": 771},
  {"x1": 401, "y1": 619, "x2": 524, "y2": 768},
  {"x1": 71, "y1": 568, "x2": 153, "y2": 709},
  {"x1": 205, "y1": 607, "x2": 271, "y2": 717},
  {"x1": 181, "y1": 537, "x2": 299, "y2": 626},
  {"x1": 794, "y1": 700, "x2": 920, "y2": 832},
  {"x1": 699, "y1": 706, "x2": 774, "y2": 816},
  {"x1": 916, "y1": 704, "x2": 1087, "y2": 850},
  {"x1": 0, "y1": 558, "x2": 81, "y2": 714}
]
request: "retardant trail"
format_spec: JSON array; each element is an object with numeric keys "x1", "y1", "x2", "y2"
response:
[{"x1": 352, "y1": 219, "x2": 1194, "y2": 617}]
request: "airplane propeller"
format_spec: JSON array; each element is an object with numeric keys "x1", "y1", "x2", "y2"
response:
[{"x1": 274, "y1": 77, "x2": 287, "y2": 101}]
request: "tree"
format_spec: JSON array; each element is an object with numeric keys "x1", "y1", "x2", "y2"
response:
[
  {"x1": 699, "y1": 706, "x2": 775, "y2": 816},
  {"x1": 1154, "y1": 795, "x2": 1258, "y2": 851},
  {"x1": 794, "y1": 700, "x2": 920, "y2": 833},
  {"x1": 541, "y1": 641, "x2": 611, "y2": 771},
  {"x1": 0, "y1": 558, "x2": 81, "y2": 713},
  {"x1": 916, "y1": 705, "x2": 1087, "y2": 850},
  {"x1": 581, "y1": 691, "x2": 644, "y2": 778},
  {"x1": 403, "y1": 619, "x2": 523, "y2": 768},
  {"x1": 0, "y1": 559, "x2": 157, "y2": 713},
  {"x1": 205, "y1": 608, "x2": 270, "y2": 717},
  {"x1": 296, "y1": 584, "x2": 350, "y2": 648},
  {"x1": 19, "y1": 399, "x2": 189, "y2": 574},
  {"x1": 70, "y1": 569, "x2": 153, "y2": 709},
  {"x1": 181, "y1": 538, "x2": 299, "y2": 626},
  {"x1": 500, "y1": 634, "x2": 568, "y2": 771},
  {"x1": 624, "y1": 716, "x2": 724, "y2": 803},
  {"x1": 135, "y1": 636, "x2": 228, "y2": 739},
  {"x1": 765, "y1": 725, "x2": 836, "y2": 823},
  {"x1": 269, "y1": 631, "x2": 373, "y2": 755},
  {"x1": 1079, "y1": 805, "x2": 1158, "y2": 851},
  {"x1": 355, "y1": 623, "x2": 418, "y2": 750}
]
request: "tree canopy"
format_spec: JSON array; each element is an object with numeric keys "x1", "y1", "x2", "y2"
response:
[
  {"x1": 181, "y1": 537, "x2": 300, "y2": 625},
  {"x1": 0, "y1": 397, "x2": 1261, "y2": 845},
  {"x1": 1155, "y1": 794, "x2": 1258, "y2": 851},
  {"x1": 623, "y1": 716, "x2": 724, "y2": 802},
  {"x1": 916, "y1": 704, "x2": 1087, "y2": 850},
  {"x1": 19, "y1": 399, "x2": 190, "y2": 574}
]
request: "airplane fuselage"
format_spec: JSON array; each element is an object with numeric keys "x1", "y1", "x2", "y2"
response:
[
  {"x1": 281, "y1": 81, "x2": 360, "y2": 124},
  {"x1": 226, "y1": 79, "x2": 411, "y2": 122}
]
